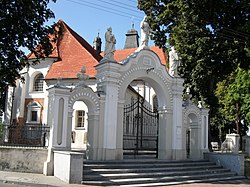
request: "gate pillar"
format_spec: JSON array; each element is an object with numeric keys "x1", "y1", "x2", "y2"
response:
[
  {"x1": 201, "y1": 108, "x2": 209, "y2": 153},
  {"x1": 117, "y1": 100, "x2": 125, "y2": 159},
  {"x1": 86, "y1": 112, "x2": 101, "y2": 160},
  {"x1": 158, "y1": 107, "x2": 173, "y2": 159},
  {"x1": 44, "y1": 86, "x2": 71, "y2": 175},
  {"x1": 172, "y1": 78, "x2": 186, "y2": 160},
  {"x1": 96, "y1": 61, "x2": 122, "y2": 160},
  {"x1": 47, "y1": 86, "x2": 72, "y2": 149}
]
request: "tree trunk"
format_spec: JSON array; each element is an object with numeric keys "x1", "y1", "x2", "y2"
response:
[{"x1": 236, "y1": 102, "x2": 240, "y2": 135}]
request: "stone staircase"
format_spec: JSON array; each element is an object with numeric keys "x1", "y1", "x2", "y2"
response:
[{"x1": 82, "y1": 159, "x2": 245, "y2": 186}]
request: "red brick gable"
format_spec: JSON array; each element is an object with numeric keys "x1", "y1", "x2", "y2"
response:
[{"x1": 44, "y1": 20, "x2": 102, "y2": 79}]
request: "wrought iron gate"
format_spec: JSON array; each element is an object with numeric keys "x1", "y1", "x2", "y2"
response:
[{"x1": 123, "y1": 99, "x2": 159, "y2": 158}]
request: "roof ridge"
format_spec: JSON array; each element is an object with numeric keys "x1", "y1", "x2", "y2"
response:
[{"x1": 59, "y1": 20, "x2": 103, "y2": 62}]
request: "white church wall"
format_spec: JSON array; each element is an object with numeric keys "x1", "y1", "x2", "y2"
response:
[
  {"x1": 4, "y1": 59, "x2": 55, "y2": 125},
  {"x1": 124, "y1": 89, "x2": 136, "y2": 106},
  {"x1": 126, "y1": 82, "x2": 155, "y2": 110},
  {"x1": 26, "y1": 60, "x2": 54, "y2": 98}
]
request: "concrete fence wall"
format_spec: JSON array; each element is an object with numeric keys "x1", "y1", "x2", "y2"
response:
[
  {"x1": 0, "y1": 147, "x2": 48, "y2": 173},
  {"x1": 204, "y1": 152, "x2": 244, "y2": 175}
]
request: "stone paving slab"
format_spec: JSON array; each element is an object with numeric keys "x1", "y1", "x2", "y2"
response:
[{"x1": 0, "y1": 171, "x2": 73, "y2": 187}]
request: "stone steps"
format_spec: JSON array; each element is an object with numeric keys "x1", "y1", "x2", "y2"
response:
[{"x1": 82, "y1": 159, "x2": 245, "y2": 186}]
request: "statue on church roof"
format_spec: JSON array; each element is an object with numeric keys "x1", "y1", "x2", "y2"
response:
[
  {"x1": 103, "y1": 27, "x2": 116, "y2": 62},
  {"x1": 169, "y1": 46, "x2": 181, "y2": 77}
]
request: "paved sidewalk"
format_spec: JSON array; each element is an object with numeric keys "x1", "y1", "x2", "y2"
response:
[
  {"x1": 0, "y1": 171, "x2": 80, "y2": 187},
  {"x1": 168, "y1": 179, "x2": 250, "y2": 187},
  {"x1": 0, "y1": 170, "x2": 250, "y2": 187}
]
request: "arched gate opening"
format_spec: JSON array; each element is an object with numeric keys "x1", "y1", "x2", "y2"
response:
[{"x1": 123, "y1": 93, "x2": 159, "y2": 158}]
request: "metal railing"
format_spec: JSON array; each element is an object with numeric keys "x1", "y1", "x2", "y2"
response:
[{"x1": 0, "y1": 124, "x2": 50, "y2": 147}]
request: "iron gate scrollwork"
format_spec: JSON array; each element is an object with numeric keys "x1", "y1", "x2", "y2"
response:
[{"x1": 123, "y1": 99, "x2": 159, "y2": 158}]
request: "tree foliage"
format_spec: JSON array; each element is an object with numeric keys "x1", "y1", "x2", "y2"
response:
[
  {"x1": 0, "y1": 0, "x2": 57, "y2": 111},
  {"x1": 138, "y1": 0, "x2": 250, "y2": 107},
  {"x1": 215, "y1": 67, "x2": 250, "y2": 134}
]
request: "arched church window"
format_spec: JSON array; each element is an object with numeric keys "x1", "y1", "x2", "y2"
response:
[
  {"x1": 26, "y1": 101, "x2": 42, "y2": 124},
  {"x1": 153, "y1": 95, "x2": 158, "y2": 112},
  {"x1": 33, "y1": 74, "x2": 44, "y2": 91}
]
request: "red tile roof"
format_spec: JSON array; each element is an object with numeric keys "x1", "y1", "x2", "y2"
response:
[
  {"x1": 27, "y1": 36, "x2": 59, "y2": 59},
  {"x1": 100, "y1": 47, "x2": 167, "y2": 66},
  {"x1": 29, "y1": 20, "x2": 167, "y2": 79},
  {"x1": 113, "y1": 46, "x2": 167, "y2": 65},
  {"x1": 41, "y1": 20, "x2": 102, "y2": 79}
]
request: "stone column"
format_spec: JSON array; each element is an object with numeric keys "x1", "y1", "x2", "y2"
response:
[
  {"x1": 171, "y1": 77, "x2": 185, "y2": 160},
  {"x1": 158, "y1": 107, "x2": 173, "y2": 159},
  {"x1": 116, "y1": 100, "x2": 125, "y2": 160},
  {"x1": 86, "y1": 112, "x2": 100, "y2": 160},
  {"x1": 95, "y1": 94, "x2": 106, "y2": 160}
]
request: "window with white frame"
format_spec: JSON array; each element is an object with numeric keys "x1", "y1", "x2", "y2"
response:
[
  {"x1": 26, "y1": 102, "x2": 41, "y2": 123},
  {"x1": 33, "y1": 73, "x2": 44, "y2": 92},
  {"x1": 76, "y1": 110, "x2": 85, "y2": 128}
]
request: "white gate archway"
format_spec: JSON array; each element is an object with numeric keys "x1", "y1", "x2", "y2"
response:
[
  {"x1": 68, "y1": 87, "x2": 100, "y2": 160},
  {"x1": 96, "y1": 49, "x2": 186, "y2": 160},
  {"x1": 183, "y1": 102, "x2": 209, "y2": 159}
]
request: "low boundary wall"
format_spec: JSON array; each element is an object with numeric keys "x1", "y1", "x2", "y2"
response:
[
  {"x1": 204, "y1": 152, "x2": 244, "y2": 175},
  {"x1": 0, "y1": 147, "x2": 48, "y2": 173}
]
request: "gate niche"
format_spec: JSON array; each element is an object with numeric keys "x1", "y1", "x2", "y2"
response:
[{"x1": 123, "y1": 97, "x2": 159, "y2": 158}]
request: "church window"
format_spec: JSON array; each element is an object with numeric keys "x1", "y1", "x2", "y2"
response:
[
  {"x1": 76, "y1": 110, "x2": 85, "y2": 128},
  {"x1": 31, "y1": 111, "x2": 38, "y2": 122},
  {"x1": 26, "y1": 102, "x2": 41, "y2": 124},
  {"x1": 33, "y1": 74, "x2": 44, "y2": 91}
]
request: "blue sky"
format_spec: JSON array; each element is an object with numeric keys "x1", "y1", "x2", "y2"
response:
[{"x1": 47, "y1": 0, "x2": 154, "y2": 50}]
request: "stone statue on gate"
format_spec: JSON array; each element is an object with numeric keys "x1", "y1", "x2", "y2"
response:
[
  {"x1": 103, "y1": 27, "x2": 116, "y2": 62},
  {"x1": 169, "y1": 46, "x2": 180, "y2": 77},
  {"x1": 76, "y1": 66, "x2": 89, "y2": 88},
  {"x1": 140, "y1": 16, "x2": 152, "y2": 47},
  {"x1": 136, "y1": 16, "x2": 152, "y2": 52}
]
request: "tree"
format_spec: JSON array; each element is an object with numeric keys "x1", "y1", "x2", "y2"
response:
[
  {"x1": 0, "y1": 0, "x2": 57, "y2": 112},
  {"x1": 138, "y1": 0, "x2": 249, "y2": 148},
  {"x1": 138, "y1": 0, "x2": 250, "y2": 107},
  {"x1": 215, "y1": 67, "x2": 250, "y2": 136}
]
